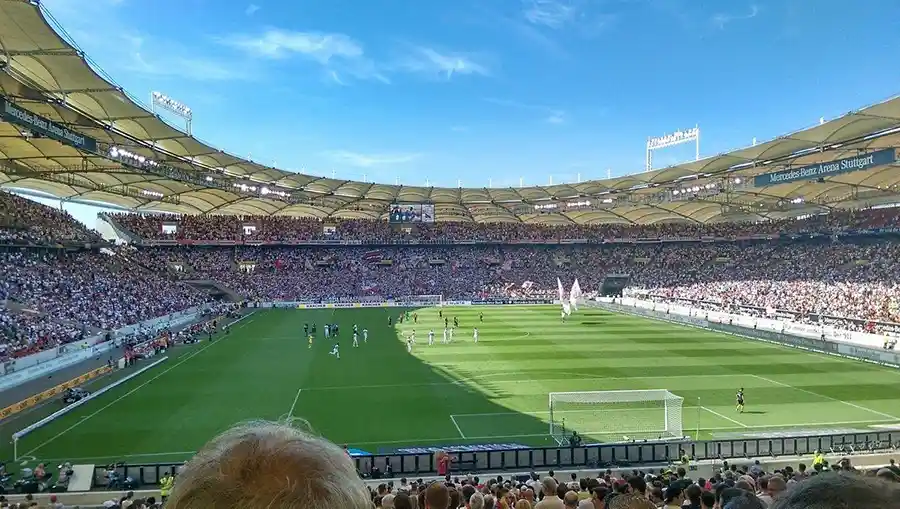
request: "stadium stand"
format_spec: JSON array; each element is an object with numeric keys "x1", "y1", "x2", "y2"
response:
[
  {"x1": 163, "y1": 421, "x2": 900, "y2": 509},
  {"x1": 2, "y1": 1, "x2": 900, "y2": 499}
]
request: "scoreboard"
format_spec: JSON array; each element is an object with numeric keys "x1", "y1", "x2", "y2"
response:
[{"x1": 389, "y1": 203, "x2": 435, "y2": 223}]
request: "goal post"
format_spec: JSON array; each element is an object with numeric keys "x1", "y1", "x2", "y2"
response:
[
  {"x1": 548, "y1": 390, "x2": 684, "y2": 444},
  {"x1": 404, "y1": 295, "x2": 444, "y2": 306}
]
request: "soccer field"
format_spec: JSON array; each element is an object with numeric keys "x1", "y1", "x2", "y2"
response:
[{"x1": 4, "y1": 305, "x2": 900, "y2": 466}]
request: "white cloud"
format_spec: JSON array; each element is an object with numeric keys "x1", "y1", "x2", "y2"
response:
[
  {"x1": 519, "y1": 0, "x2": 617, "y2": 37},
  {"x1": 711, "y1": 5, "x2": 759, "y2": 29},
  {"x1": 223, "y1": 29, "x2": 364, "y2": 62},
  {"x1": 324, "y1": 150, "x2": 422, "y2": 168},
  {"x1": 523, "y1": 0, "x2": 578, "y2": 28},
  {"x1": 397, "y1": 46, "x2": 489, "y2": 79},
  {"x1": 245, "y1": 4, "x2": 260, "y2": 15},
  {"x1": 483, "y1": 97, "x2": 567, "y2": 125},
  {"x1": 220, "y1": 29, "x2": 391, "y2": 83}
]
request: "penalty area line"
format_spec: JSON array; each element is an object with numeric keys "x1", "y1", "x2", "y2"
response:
[
  {"x1": 449, "y1": 415, "x2": 467, "y2": 439},
  {"x1": 701, "y1": 406, "x2": 749, "y2": 428},
  {"x1": 22, "y1": 312, "x2": 258, "y2": 458}
]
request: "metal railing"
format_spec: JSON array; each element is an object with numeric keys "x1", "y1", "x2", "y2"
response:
[{"x1": 91, "y1": 430, "x2": 899, "y2": 487}]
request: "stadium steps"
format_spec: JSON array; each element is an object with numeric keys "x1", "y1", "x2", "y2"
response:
[
  {"x1": 1, "y1": 300, "x2": 103, "y2": 335},
  {"x1": 182, "y1": 280, "x2": 242, "y2": 302},
  {"x1": 97, "y1": 213, "x2": 141, "y2": 244}
]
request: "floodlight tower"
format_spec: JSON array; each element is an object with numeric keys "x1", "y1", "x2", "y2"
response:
[
  {"x1": 645, "y1": 126, "x2": 700, "y2": 172},
  {"x1": 150, "y1": 91, "x2": 193, "y2": 134}
]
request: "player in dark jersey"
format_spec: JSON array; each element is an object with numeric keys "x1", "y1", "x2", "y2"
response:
[
  {"x1": 388, "y1": 316, "x2": 392, "y2": 326},
  {"x1": 736, "y1": 388, "x2": 745, "y2": 413}
]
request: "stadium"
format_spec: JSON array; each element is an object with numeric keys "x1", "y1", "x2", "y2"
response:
[{"x1": 1, "y1": 0, "x2": 900, "y2": 506}]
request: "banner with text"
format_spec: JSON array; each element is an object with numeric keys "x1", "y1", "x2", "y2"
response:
[
  {"x1": 0, "y1": 95, "x2": 98, "y2": 152},
  {"x1": 754, "y1": 148, "x2": 896, "y2": 187}
]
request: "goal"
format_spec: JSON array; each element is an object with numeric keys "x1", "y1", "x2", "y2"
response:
[
  {"x1": 403, "y1": 295, "x2": 444, "y2": 306},
  {"x1": 548, "y1": 390, "x2": 684, "y2": 444}
]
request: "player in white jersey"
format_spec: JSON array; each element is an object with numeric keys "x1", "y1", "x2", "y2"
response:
[
  {"x1": 330, "y1": 343, "x2": 340, "y2": 359},
  {"x1": 352, "y1": 332, "x2": 359, "y2": 347},
  {"x1": 363, "y1": 328, "x2": 368, "y2": 343},
  {"x1": 442, "y1": 327, "x2": 448, "y2": 344},
  {"x1": 324, "y1": 324, "x2": 330, "y2": 338},
  {"x1": 428, "y1": 329, "x2": 435, "y2": 346},
  {"x1": 449, "y1": 327, "x2": 454, "y2": 342},
  {"x1": 406, "y1": 337, "x2": 413, "y2": 353},
  {"x1": 473, "y1": 327, "x2": 479, "y2": 343},
  {"x1": 410, "y1": 330, "x2": 416, "y2": 343}
]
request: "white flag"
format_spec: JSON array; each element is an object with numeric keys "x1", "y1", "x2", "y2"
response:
[
  {"x1": 562, "y1": 300, "x2": 571, "y2": 316},
  {"x1": 557, "y1": 277, "x2": 566, "y2": 303},
  {"x1": 569, "y1": 279, "x2": 582, "y2": 311}
]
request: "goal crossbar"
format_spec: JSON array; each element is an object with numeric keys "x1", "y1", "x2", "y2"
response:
[{"x1": 548, "y1": 390, "x2": 684, "y2": 444}]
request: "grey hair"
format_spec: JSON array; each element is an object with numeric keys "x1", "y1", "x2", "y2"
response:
[
  {"x1": 470, "y1": 493, "x2": 485, "y2": 509},
  {"x1": 165, "y1": 420, "x2": 369, "y2": 509}
]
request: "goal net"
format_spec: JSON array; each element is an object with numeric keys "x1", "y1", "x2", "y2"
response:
[
  {"x1": 548, "y1": 390, "x2": 684, "y2": 444},
  {"x1": 402, "y1": 295, "x2": 444, "y2": 306}
]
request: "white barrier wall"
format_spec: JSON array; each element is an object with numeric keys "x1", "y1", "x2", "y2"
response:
[
  {"x1": 599, "y1": 297, "x2": 900, "y2": 368},
  {"x1": 0, "y1": 304, "x2": 211, "y2": 392}
]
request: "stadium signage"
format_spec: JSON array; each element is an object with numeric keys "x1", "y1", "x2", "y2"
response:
[
  {"x1": 753, "y1": 148, "x2": 896, "y2": 187},
  {"x1": 393, "y1": 443, "x2": 529, "y2": 454},
  {"x1": 0, "y1": 95, "x2": 98, "y2": 152}
]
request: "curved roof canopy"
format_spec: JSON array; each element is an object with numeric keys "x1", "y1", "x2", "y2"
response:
[{"x1": 1, "y1": 0, "x2": 900, "y2": 224}]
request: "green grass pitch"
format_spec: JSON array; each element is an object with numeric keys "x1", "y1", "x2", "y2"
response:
[{"x1": 4, "y1": 305, "x2": 900, "y2": 466}]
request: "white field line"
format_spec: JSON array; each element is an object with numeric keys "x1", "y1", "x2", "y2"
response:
[
  {"x1": 287, "y1": 388, "x2": 303, "y2": 418},
  {"x1": 452, "y1": 407, "x2": 694, "y2": 418},
  {"x1": 449, "y1": 415, "x2": 467, "y2": 439},
  {"x1": 701, "y1": 406, "x2": 749, "y2": 428},
  {"x1": 299, "y1": 373, "x2": 750, "y2": 392},
  {"x1": 750, "y1": 374, "x2": 900, "y2": 421},
  {"x1": 23, "y1": 312, "x2": 258, "y2": 457}
]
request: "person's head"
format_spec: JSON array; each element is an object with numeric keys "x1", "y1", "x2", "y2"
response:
[
  {"x1": 722, "y1": 492, "x2": 764, "y2": 509},
  {"x1": 163, "y1": 421, "x2": 370, "y2": 509},
  {"x1": 516, "y1": 500, "x2": 532, "y2": 509},
  {"x1": 686, "y1": 484, "x2": 702, "y2": 506},
  {"x1": 523, "y1": 489, "x2": 534, "y2": 502},
  {"x1": 462, "y1": 485, "x2": 476, "y2": 507},
  {"x1": 876, "y1": 468, "x2": 899, "y2": 483},
  {"x1": 564, "y1": 491, "x2": 580, "y2": 509},
  {"x1": 766, "y1": 476, "x2": 787, "y2": 497},
  {"x1": 469, "y1": 493, "x2": 484, "y2": 509},
  {"x1": 663, "y1": 484, "x2": 684, "y2": 506},
  {"x1": 627, "y1": 476, "x2": 646, "y2": 495},
  {"x1": 591, "y1": 487, "x2": 609, "y2": 509},
  {"x1": 542, "y1": 477, "x2": 559, "y2": 497},
  {"x1": 700, "y1": 491, "x2": 715, "y2": 509},
  {"x1": 395, "y1": 493, "x2": 414, "y2": 509},
  {"x1": 771, "y1": 472, "x2": 900, "y2": 509},
  {"x1": 384, "y1": 494, "x2": 396, "y2": 509},
  {"x1": 676, "y1": 468, "x2": 687, "y2": 479},
  {"x1": 607, "y1": 494, "x2": 655, "y2": 509},
  {"x1": 425, "y1": 482, "x2": 450, "y2": 509}
]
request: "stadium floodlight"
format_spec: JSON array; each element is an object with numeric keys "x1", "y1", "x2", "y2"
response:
[
  {"x1": 150, "y1": 91, "x2": 193, "y2": 134},
  {"x1": 646, "y1": 126, "x2": 700, "y2": 172},
  {"x1": 548, "y1": 390, "x2": 684, "y2": 444}
]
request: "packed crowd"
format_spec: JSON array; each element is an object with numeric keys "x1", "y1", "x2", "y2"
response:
[
  {"x1": 161, "y1": 421, "x2": 900, "y2": 509},
  {"x1": 0, "y1": 249, "x2": 210, "y2": 358},
  {"x1": 124, "y1": 237, "x2": 900, "y2": 323},
  {"x1": 0, "y1": 191, "x2": 99, "y2": 244},
  {"x1": 108, "y1": 207, "x2": 900, "y2": 244}
]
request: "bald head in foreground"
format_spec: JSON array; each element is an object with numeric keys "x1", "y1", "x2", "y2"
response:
[{"x1": 165, "y1": 421, "x2": 370, "y2": 509}]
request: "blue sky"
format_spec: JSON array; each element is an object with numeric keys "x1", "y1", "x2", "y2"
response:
[{"x1": 27, "y1": 0, "x2": 900, "y2": 226}]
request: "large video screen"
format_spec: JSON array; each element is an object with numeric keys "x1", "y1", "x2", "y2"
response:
[{"x1": 389, "y1": 203, "x2": 435, "y2": 223}]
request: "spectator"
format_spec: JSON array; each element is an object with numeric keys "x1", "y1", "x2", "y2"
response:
[
  {"x1": 771, "y1": 472, "x2": 900, "y2": 509},
  {"x1": 535, "y1": 478, "x2": 564, "y2": 509},
  {"x1": 164, "y1": 421, "x2": 369, "y2": 509}
]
